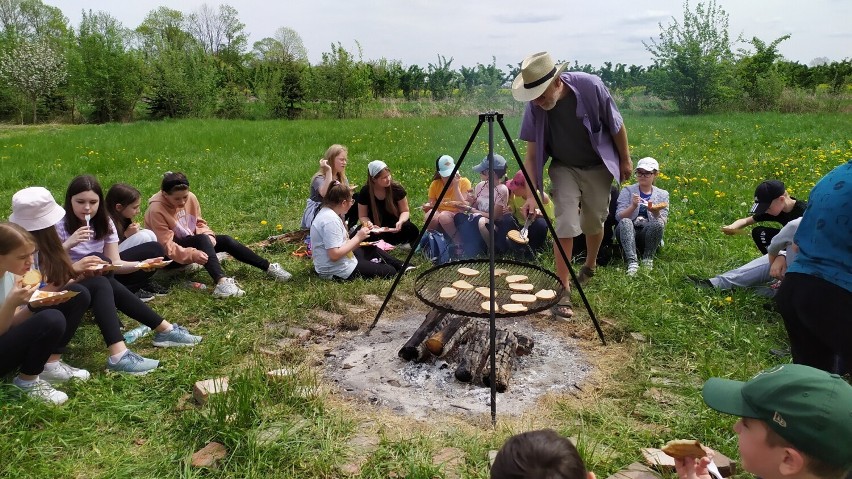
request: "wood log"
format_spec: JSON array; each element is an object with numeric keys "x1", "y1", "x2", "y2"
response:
[
  {"x1": 482, "y1": 330, "x2": 519, "y2": 393},
  {"x1": 514, "y1": 332, "x2": 534, "y2": 356},
  {"x1": 415, "y1": 314, "x2": 452, "y2": 362},
  {"x1": 454, "y1": 323, "x2": 490, "y2": 383},
  {"x1": 424, "y1": 316, "x2": 470, "y2": 356},
  {"x1": 398, "y1": 308, "x2": 447, "y2": 361}
]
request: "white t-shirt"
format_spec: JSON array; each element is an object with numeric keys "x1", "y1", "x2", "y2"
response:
[
  {"x1": 310, "y1": 207, "x2": 357, "y2": 280},
  {"x1": 0, "y1": 272, "x2": 13, "y2": 308}
]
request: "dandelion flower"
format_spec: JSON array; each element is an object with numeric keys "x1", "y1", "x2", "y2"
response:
[{"x1": 261, "y1": 220, "x2": 268, "y2": 225}]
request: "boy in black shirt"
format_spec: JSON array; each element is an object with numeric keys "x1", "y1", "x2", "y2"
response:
[{"x1": 721, "y1": 180, "x2": 806, "y2": 254}]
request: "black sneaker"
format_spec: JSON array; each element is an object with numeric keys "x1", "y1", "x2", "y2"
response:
[
  {"x1": 143, "y1": 282, "x2": 169, "y2": 296},
  {"x1": 135, "y1": 289, "x2": 155, "y2": 302},
  {"x1": 686, "y1": 275, "x2": 714, "y2": 289}
]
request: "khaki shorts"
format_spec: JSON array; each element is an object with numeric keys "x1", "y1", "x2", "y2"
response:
[{"x1": 548, "y1": 163, "x2": 614, "y2": 238}]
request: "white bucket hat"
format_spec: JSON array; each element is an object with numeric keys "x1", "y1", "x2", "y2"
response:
[
  {"x1": 512, "y1": 52, "x2": 567, "y2": 102},
  {"x1": 9, "y1": 186, "x2": 66, "y2": 231}
]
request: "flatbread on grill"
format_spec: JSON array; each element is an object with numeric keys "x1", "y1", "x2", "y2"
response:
[
  {"x1": 493, "y1": 268, "x2": 509, "y2": 276},
  {"x1": 661, "y1": 439, "x2": 707, "y2": 459},
  {"x1": 439, "y1": 287, "x2": 458, "y2": 299},
  {"x1": 452, "y1": 279, "x2": 474, "y2": 290},
  {"x1": 475, "y1": 286, "x2": 496, "y2": 298},
  {"x1": 535, "y1": 289, "x2": 557, "y2": 300},
  {"x1": 510, "y1": 293, "x2": 537, "y2": 303},
  {"x1": 505, "y1": 274, "x2": 528, "y2": 283},
  {"x1": 507, "y1": 230, "x2": 528, "y2": 244},
  {"x1": 480, "y1": 301, "x2": 500, "y2": 312},
  {"x1": 508, "y1": 283, "x2": 534, "y2": 291},
  {"x1": 457, "y1": 267, "x2": 480, "y2": 276},
  {"x1": 502, "y1": 303, "x2": 528, "y2": 313}
]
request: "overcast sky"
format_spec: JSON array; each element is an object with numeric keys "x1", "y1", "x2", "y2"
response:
[{"x1": 48, "y1": 0, "x2": 850, "y2": 69}]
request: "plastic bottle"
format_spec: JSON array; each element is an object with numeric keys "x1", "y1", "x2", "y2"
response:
[
  {"x1": 183, "y1": 281, "x2": 207, "y2": 290},
  {"x1": 123, "y1": 325, "x2": 151, "y2": 344}
]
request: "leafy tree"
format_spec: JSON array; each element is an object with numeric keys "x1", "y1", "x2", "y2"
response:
[
  {"x1": 427, "y1": 54, "x2": 456, "y2": 100},
  {"x1": 399, "y1": 64, "x2": 425, "y2": 100},
  {"x1": 0, "y1": 37, "x2": 65, "y2": 121},
  {"x1": 274, "y1": 26, "x2": 307, "y2": 63},
  {"x1": 475, "y1": 57, "x2": 506, "y2": 102},
  {"x1": 367, "y1": 57, "x2": 401, "y2": 99},
  {"x1": 735, "y1": 35, "x2": 789, "y2": 110},
  {"x1": 186, "y1": 3, "x2": 246, "y2": 57},
  {"x1": 644, "y1": 0, "x2": 735, "y2": 113},
  {"x1": 310, "y1": 42, "x2": 369, "y2": 118},
  {"x1": 136, "y1": 6, "x2": 191, "y2": 54}
]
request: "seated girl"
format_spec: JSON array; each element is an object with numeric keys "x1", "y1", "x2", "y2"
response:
[
  {"x1": 301, "y1": 144, "x2": 357, "y2": 230},
  {"x1": 0, "y1": 222, "x2": 90, "y2": 405},
  {"x1": 505, "y1": 169, "x2": 554, "y2": 257},
  {"x1": 311, "y1": 182, "x2": 405, "y2": 280},
  {"x1": 105, "y1": 182, "x2": 169, "y2": 300},
  {"x1": 422, "y1": 155, "x2": 471, "y2": 254},
  {"x1": 454, "y1": 154, "x2": 513, "y2": 257},
  {"x1": 615, "y1": 157, "x2": 669, "y2": 276},
  {"x1": 357, "y1": 160, "x2": 420, "y2": 248},
  {"x1": 12, "y1": 186, "x2": 200, "y2": 376},
  {"x1": 144, "y1": 171, "x2": 292, "y2": 298}
]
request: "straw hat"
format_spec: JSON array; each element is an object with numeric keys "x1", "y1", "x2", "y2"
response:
[{"x1": 512, "y1": 52, "x2": 567, "y2": 102}]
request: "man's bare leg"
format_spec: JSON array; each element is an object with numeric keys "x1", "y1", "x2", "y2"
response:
[
  {"x1": 583, "y1": 231, "x2": 604, "y2": 271},
  {"x1": 554, "y1": 236, "x2": 574, "y2": 290}
]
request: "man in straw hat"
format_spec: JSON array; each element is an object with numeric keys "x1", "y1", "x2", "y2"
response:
[{"x1": 513, "y1": 51, "x2": 633, "y2": 318}]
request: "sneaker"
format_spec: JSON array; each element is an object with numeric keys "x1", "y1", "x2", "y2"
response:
[
  {"x1": 686, "y1": 275, "x2": 714, "y2": 289},
  {"x1": 40, "y1": 361, "x2": 91, "y2": 384},
  {"x1": 626, "y1": 262, "x2": 639, "y2": 277},
  {"x1": 577, "y1": 265, "x2": 595, "y2": 285},
  {"x1": 143, "y1": 281, "x2": 169, "y2": 296},
  {"x1": 212, "y1": 277, "x2": 245, "y2": 298},
  {"x1": 152, "y1": 324, "x2": 202, "y2": 347},
  {"x1": 14, "y1": 378, "x2": 68, "y2": 405},
  {"x1": 135, "y1": 289, "x2": 155, "y2": 302},
  {"x1": 106, "y1": 350, "x2": 159, "y2": 375},
  {"x1": 266, "y1": 263, "x2": 292, "y2": 282},
  {"x1": 641, "y1": 259, "x2": 654, "y2": 271}
]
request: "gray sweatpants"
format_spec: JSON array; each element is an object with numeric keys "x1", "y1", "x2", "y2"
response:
[{"x1": 616, "y1": 218, "x2": 664, "y2": 263}]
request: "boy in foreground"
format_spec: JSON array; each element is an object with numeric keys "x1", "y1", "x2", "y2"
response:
[
  {"x1": 676, "y1": 364, "x2": 852, "y2": 479},
  {"x1": 491, "y1": 429, "x2": 592, "y2": 479}
]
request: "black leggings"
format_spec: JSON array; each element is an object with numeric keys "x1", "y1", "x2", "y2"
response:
[
  {"x1": 30, "y1": 283, "x2": 90, "y2": 354},
  {"x1": 78, "y1": 275, "x2": 165, "y2": 347},
  {"x1": 0, "y1": 309, "x2": 65, "y2": 377},
  {"x1": 173, "y1": 234, "x2": 269, "y2": 283},
  {"x1": 116, "y1": 241, "x2": 164, "y2": 292},
  {"x1": 340, "y1": 246, "x2": 403, "y2": 280}
]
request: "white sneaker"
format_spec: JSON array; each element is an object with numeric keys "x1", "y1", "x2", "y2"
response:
[
  {"x1": 642, "y1": 259, "x2": 654, "y2": 271},
  {"x1": 14, "y1": 377, "x2": 68, "y2": 405},
  {"x1": 266, "y1": 262, "x2": 292, "y2": 282},
  {"x1": 40, "y1": 361, "x2": 91, "y2": 384},
  {"x1": 212, "y1": 277, "x2": 245, "y2": 298},
  {"x1": 626, "y1": 262, "x2": 639, "y2": 276}
]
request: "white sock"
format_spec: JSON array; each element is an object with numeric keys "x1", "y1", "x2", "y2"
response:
[
  {"x1": 14, "y1": 376, "x2": 38, "y2": 388},
  {"x1": 109, "y1": 350, "x2": 129, "y2": 364},
  {"x1": 43, "y1": 361, "x2": 60, "y2": 371}
]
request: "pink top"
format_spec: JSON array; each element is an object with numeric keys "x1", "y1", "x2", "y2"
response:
[{"x1": 55, "y1": 218, "x2": 119, "y2": 261}]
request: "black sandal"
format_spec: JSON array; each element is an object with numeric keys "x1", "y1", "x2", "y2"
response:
[{"x1": 550, "y1": 300, "x2": 574, "y2": 319}]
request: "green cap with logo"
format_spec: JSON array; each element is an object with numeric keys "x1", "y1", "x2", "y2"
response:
[{"x1": 702, "y1": 364, "x2": 852, "y2": 467}]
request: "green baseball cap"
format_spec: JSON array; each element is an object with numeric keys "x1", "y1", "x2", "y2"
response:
[{"x1": 702, "y1": 364, "x2": 852, "y2": 467}]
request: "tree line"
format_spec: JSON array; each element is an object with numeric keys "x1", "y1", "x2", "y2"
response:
[{"x1": 0, "y1": 0, "x2": 849, "y2": 123}]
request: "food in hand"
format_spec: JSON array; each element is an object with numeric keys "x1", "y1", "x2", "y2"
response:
[
  {"x1": 457, "y1": 267, "x2": 480, "y2": 277},
  {"x1": 508, "y1": 283, "x2": 534, "y2": 292},
  {"x1": 29, "y1": 289, "x2": 78, "y2": 304},
  {"x1": 510, "y1": 293, "x2": 537, "y2": 303},
  {"x1": 452, "y1": 279, "x2": 474, "y2": 290},
  {"x1": 505, "y1": 274, "x2": 528, "y2": 283},
  {"x1": 439, "y1": 287, "x2": 458, "y2": 299},
  {"x1": 501, "y1": 303, "x2": 528, "y2": 313},
  {"x1": 661, "y1": 439, "x2": 706, "y2": 459},
  {"x1": 22, "y1": 270, "x2": 42, "y2": 287},
  {"x1": 535, "y1": 289, "x2": 557, "y2": 300}
]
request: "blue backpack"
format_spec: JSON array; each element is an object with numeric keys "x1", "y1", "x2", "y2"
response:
[{"x1": 418, "y1": 230, "x2": 451, "y2": 265}]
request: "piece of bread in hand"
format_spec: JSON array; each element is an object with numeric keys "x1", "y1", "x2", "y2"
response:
[
  {"x1": 22, "y1": 270, "x2": 42, "y2": 287},
  {"x1": 661, "y1": 439, "x2": 706, "y2": 459}
]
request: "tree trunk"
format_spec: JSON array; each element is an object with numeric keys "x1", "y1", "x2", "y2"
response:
[
  {"x1": 481, "y1": 330, "x2": 519, "y2": 393},
  {"x1": 424, "y1": 316, "x2": 470, "y2": 357},
  {"x1": 398, "y1": 308, "x2": 447, "y2": 362}
]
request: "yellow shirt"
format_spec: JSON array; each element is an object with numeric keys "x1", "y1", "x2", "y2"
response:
[
  {"x1": 509, "y1": 192, "x2": 554, "y2": 222},
  {"x1": 428, "y1": 178, "x2": 472, "y2": 212}
]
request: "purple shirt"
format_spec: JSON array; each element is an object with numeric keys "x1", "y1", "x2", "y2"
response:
[
  {"x1": 55, "y1": 218, "x2": 119, "y2": 261},
  {"x1": 519, "y1": 72, "x2": 625, "y2": 191}
]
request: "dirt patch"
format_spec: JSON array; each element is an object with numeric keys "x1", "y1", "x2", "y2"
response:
[{"x1": 322, "y1": 306, "x2": 595, "y2": 420}]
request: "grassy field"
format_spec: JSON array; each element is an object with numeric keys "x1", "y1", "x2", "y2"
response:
[{"x1": 0, "y1": 113, "x2": 849, "y2": 478}]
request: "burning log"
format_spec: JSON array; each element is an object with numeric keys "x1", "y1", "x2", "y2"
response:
[
  {"x1": 454, "y1": 322, "x2": 490, "y2": 383},
  {"x1": 482, "y1": 330, "x2": 519, "y2": 393},
  {"x1": 424, "y1": 316, "x2": 471, "y2": 357},
  {"x1": 398, "y1": 308, "x2": 448, "y2": 362},
  {"x1": 514, "y1": 332, "x2": 534, "y2": 356}
]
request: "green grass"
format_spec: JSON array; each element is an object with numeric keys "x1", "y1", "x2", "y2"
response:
[{"x1": 0, "y1": 113, "x2": 849, "y2": 478}]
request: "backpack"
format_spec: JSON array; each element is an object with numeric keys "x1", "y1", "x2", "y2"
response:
[{"x1": 419, "y1": 230, "x2": 451, "y2": 265}]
